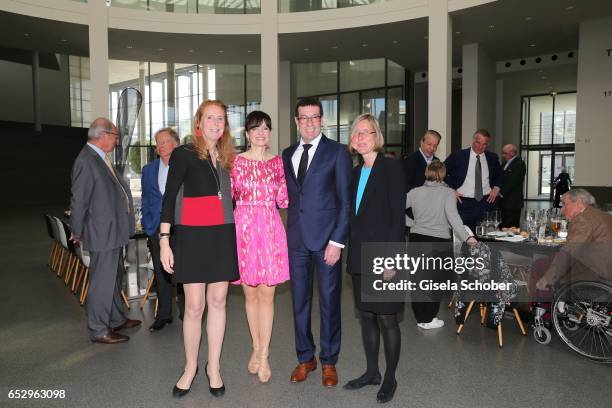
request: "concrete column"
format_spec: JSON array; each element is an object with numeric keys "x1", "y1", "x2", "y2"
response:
[
  {"x1": 31, "y1": 51, "x2": 41, "y2": 132},
  {"x1": 278, "y1": 60, "x2": 292, "y2": 151},
  {"x1": 260, "y1": 0, "x2": 280, "y2": 154},
  {"x1": 166, "y1": 63, "x2": 176, "y2": 127},
  {"x1": 88, "y1": 0, "x2": 110, "y2": 120},
  {"x1": 427, "y1": 0, "x2": 452, "y2": 159},
  {"x1": 574, "y1": 15, "x2": 612, "y2": 186},
  {"x1": 461, "y1": 43, "x2": 497, "y2": 150}
]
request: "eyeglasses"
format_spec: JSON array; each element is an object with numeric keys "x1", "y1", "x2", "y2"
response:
[
  {"x1": 352, "y1": 131, "x2": 376, "y2": 138},
  {"x1": 297, "y1": 115, "x2": 321, "y2": 124},
  {"x1": 105, "y1": 131, "x2": 119, "y2": 136}
]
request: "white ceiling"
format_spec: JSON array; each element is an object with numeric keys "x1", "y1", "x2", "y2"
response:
[{"x1": 1, "y1": 0, "x2": 611, "y2": 71}]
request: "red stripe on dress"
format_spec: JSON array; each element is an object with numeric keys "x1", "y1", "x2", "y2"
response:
[{"x1": 181, "y1": 196, "x2": 224, "y2": 226}]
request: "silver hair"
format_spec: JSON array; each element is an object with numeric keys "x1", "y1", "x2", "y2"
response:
[
  {"x1": 154, "y1": 127, "x2": 180, "y2": 145},
  {"x1": 563, "y1": 189, "x2": 596, "y2": 206},
  {"x1": 87, "y1": 120, "x2": 112, "y2": 140}
]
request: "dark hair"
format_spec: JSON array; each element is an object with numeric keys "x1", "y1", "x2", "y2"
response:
[
  {"x1": 245, "y1": 110, "x2": 272, "y2": 132},
  {"x1": 294, "y1": 97, "x2": 323, "y2": 118},
  {"x1": 474, "y1": 128, "x2": 491, "y2": 138}
]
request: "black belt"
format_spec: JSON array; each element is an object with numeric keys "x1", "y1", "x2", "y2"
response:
[{"x1": 462, "y1": 194, "x2": 490, "y2": 201}]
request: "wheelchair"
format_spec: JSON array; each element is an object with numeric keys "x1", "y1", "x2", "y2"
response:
[{"x1": 533, "y1": 280, "x2": 612, "y2": 363}]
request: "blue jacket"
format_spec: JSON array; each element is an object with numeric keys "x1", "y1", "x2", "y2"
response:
[
  {"x1": 141, "y1": 158, "x2": 163, "y2": 237},
  {"x1": 282, "y1": 135, "x2": 353, "y2": 251},
  {"x1": 444, "y1": 148, "x2": 503, "y2": 192}
]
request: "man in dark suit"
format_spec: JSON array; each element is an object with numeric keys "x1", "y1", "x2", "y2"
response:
[
  {"x1": 282, "y1": 98, "x2": 352, "y2": 387},
  {"x1": 141, "y1": 127, "x2": 184, "y2": 332},
  {"x1": 70, "y1": 118, "x2": 140, "y2": 344},
  {"x1": 403, "y1": 130, "x2": 441, "y2": 193},
  {"x1": 444, "y1": 129, "x2": 503, "y2": 234},
  {"x1": 500, "y1": 144, "x2": 526, "y2": 228}
]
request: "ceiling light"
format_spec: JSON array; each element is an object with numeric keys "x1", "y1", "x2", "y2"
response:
[
  {"x1": 538, "y1": 69, "x2": 544, "y2": 73},
  {"x1": 24, "y1": 33, "x2": 30, "y2": 37},
  {"x1": 60, "y1": 39, "x2": 67, "y2": 43},
  {"x1": 247, "y1": 49, "x2": 253, "y2": 53},
  {"x1": 158, "y1": 48, "x2": 164, "y2": 51},
  {"x1": 488, "y1": 25, "x2": 495, "y2": 29},
  {"x1": 217, "y1": 50, "x2": 224, "y2": 54},
  {"x1": 126, "y1": 45, "x2": 133, "y2": 49},
  {"x1": 303, "y1": 48, "x2": 310, "y2": 51},
  {"x1": 455, "y1": 31, "x2": 461, "y2": 35},
  {"x1": 188, "y1": 49, "x2": 194, "y2": 53},
  {"x1": 541, "y1": 76, "x2": 547, "y2": 80},
  {"x1": 391, "y1": 40, "x2": 398, "y2": 44},
  {"x1": 529, "y1": 44, "x2": 536, "y2": 47},
  {"x1": 566, "y1": 6, "x2": 574, "y2": 10},
  {"x1": 331, "y1": 45, "x2": 339, "y2": 49},
  {"x1": 361, "y1": 43, "x2": 368, "y2": 47},
  {"x1": 525, "y1": 16, "x2": 532, "y2": 21}
]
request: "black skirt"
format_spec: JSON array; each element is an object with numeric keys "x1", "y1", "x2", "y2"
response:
[
  {"x1": 171, "y1": 224, "x2": 239, "y2": 284},
  {"x1": 351, "y1": 274, "x2": 404, "y2": 315}
]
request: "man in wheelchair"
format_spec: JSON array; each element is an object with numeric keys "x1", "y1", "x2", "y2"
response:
[{"x1": 536, "y1": 189, "x2": 612, "y2": 291}]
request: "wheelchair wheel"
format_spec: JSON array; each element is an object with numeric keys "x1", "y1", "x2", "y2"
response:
[
  {"x1": 533, "y1": 327, "x2": 552, "y2": 345},
  {"x1": 552, "y1": 281, "x2": 612, "y2": 363}
]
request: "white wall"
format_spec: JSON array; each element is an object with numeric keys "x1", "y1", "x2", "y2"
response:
[
  {"x1": 574, "y1": 16, "x2": 612, "y2": 187},
  {"x1": 0, "y1": 55, "x2": 71, "y2": 126}
]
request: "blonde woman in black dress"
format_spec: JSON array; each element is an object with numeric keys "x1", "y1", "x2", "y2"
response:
[{"x1": 160, "y1": 100, "x2": 239, "y2": 398}]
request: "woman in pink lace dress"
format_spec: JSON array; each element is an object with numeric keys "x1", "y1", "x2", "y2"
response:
[{"x1": 230, "y1": 110, "x2": 289, "y2": 383}]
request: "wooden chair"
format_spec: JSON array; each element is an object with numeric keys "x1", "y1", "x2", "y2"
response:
[{"x1": 456, "y1": 300, "x2": 526, "y2": 348}]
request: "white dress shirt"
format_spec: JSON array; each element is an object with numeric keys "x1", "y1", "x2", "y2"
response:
[
  {"x1": 291, "y1": 133, "x2": 343, "y2": 249},
  {"x1": 457, "y1": 149, "x2": 491, "y2": 198},
  {"x1": 503, "y1": 155, "x2": 517, "y2": 171},
  {"x1": 291, "y1": 133, "x2": 323, "y2": 176},
  {"x1": 419, "y1": 147, "x2": 434, "y2": 165},
  {"x1": 158, "y1": 159, "x2": 169, "y2": 195}
]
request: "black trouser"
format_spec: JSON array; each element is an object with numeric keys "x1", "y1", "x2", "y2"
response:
[
  {"x1": 409, "y1": 233, "x2": 452, "y2": 324},
  {"x1": 148, "y1": 233, "x2": 184, "y2": 321},
  {"x1": 501, "y1": 208, "x2": 521, "y2": 229}
]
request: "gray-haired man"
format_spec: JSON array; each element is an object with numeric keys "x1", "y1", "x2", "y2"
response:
[{"x1": 70, "y1": 117, "x2": 141, "y2": 343}]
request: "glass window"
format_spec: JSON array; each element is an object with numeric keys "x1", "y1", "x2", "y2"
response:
[
  {"x1": 294, "y1": 62, "x2": 338, "y2": 97},
  {"x1": 340, "y1": 58, "x2": 384, "y2": 93}
]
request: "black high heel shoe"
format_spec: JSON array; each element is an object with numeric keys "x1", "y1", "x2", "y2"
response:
[
  {"x1": 205, "y1": 362, "x2": 225, "y2": 397},
  {"x1": 172, "y1": 367, "x2": 198, "y2": 398},
  {"x1": 376, "y1": 379, "x2": 397, "y2": 404}
]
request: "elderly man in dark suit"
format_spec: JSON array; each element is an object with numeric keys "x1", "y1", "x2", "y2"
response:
[
  {"x1": 141, "y1": 127, "x2": 184, "y2": 332},
  {"x1": 444, "y1": 129, "x2": 503, "y2": 234},
  {"x1": 282, "y1": 97, "x2": 352, "y2": 387},
  {"x1": 70, "y1": 117, "x2": 140, "y2": 344},
  {"x1": 500, "y1": 144, "x2": 526, "y2": 228}
]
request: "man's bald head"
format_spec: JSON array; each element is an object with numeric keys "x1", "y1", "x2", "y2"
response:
[
  {"x1": 87, "y1": 117, "x2": 118, "y2": 153},
  {"x1": 502, "y1": 144, "x2": 518, "y2": 162}
]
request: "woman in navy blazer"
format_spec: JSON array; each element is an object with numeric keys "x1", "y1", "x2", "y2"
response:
[{"x1": 343, "y1": 114, "x2": 405, "y2": 404}]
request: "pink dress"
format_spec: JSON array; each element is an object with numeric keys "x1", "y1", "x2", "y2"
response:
[{"x1": 230, "y1": 155, "x2": 290, "y2": 286}]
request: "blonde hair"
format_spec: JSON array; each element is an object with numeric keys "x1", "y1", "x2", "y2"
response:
[
  {"x1": 425, "y1": 160, "x2": 446, "y2": 182},
  {"x1": 192, "y1": 100, "x2": 235, "y2": 171},
  {"x1": 348, "y1": 113, "x2": 384, "y2": 154}
]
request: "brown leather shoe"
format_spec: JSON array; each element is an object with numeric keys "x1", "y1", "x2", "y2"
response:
[
  {"x1": 290, "y1": 358, "x2": 317, "y2": 383},
  {"x1": 112, "y1": 319, "x2": 142, "y2": 331},
  {"x1": 322, "y1": 364, "x2": 338, "y2": 387},
  {"x1": 91, "y1": 331, "x2": 129, "y2": 344}
]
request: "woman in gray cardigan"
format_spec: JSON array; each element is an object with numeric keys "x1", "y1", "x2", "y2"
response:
[{"x1": 406, "y1": 161, "x2": 477, "y2": 329}]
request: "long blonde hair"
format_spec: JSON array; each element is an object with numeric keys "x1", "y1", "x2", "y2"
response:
[{"x1": 192, "y1": 100, "x2": 235, "y2": 171}]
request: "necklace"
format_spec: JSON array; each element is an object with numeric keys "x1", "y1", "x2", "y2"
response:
[{"x1": 207, "y1": 158, "x2": 222, "y2": 200}]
